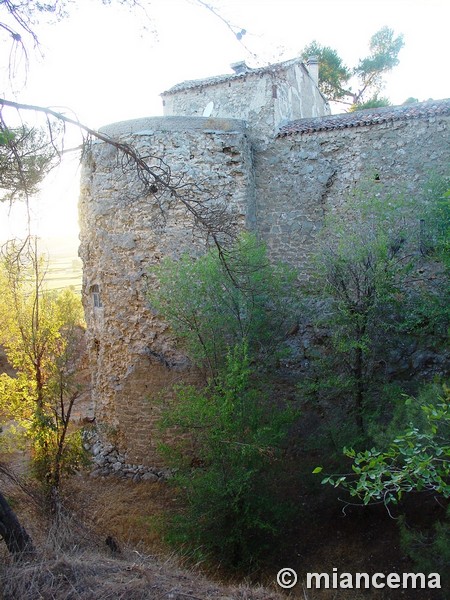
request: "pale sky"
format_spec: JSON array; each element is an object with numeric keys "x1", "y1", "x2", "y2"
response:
[{"x1": 0, "y1": 0, "x2": 449, "y2": 241}]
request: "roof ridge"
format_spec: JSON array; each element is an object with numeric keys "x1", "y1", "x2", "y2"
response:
[
  {"x1": 161, "y1": 56, "x2": 305, "y2": 96},
  {"x1": 278, "y1": 99, "x2": 450, "y2": 136}
]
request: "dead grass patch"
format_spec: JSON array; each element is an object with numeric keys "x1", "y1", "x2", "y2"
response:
[
  {"x1": 63, "y1": 474, "x2": 179, "y2": 555},
  {"x1": 0, "y1": 470, "x2": 284, "y2": 599},
  {"x1": 0, "y1": 543, "x2": 283, "y2": 599}
]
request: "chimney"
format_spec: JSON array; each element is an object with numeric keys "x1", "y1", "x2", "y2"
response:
[
  {"x1": 231, "y1": 61, "x2": 249, "y2": 75},
  {"x1": 306, "y1": 56, "x2": 319, "y2": 86}
]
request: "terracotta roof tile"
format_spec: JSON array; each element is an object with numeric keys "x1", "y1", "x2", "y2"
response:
[
  {"x1": 277, "y1": 99, "x2": 450, "y2": 136},
  {"x1": 162, "y1": 57, "x2": 305, "y2": 96}
]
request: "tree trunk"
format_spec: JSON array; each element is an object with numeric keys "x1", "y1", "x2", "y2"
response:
[
  {"x1": 354, "y1": 345, "x2": 364, "y2": 432},
  {"x1": 0, "y1": 491, "x2": 35, "y2": 558}
]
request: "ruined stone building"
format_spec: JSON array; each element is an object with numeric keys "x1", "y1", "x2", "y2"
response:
[{"x1": 78, "y1": 56, "x2": 450, "y2": 471}]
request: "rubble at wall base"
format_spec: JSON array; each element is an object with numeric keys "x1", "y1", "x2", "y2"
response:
[{"x1": 82, "y1": 429, "x2": 172, "y2": 482}]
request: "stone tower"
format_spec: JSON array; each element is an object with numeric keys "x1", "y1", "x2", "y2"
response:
[{"x1": 78, "y1": 56, "x2": 449, "y2": 469}]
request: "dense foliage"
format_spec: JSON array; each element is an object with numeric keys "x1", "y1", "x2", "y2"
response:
[
  {"x1": 301, "y1": 181, "x2": 449, "y2": 450},
  {"x1": 153, "y1": 180, "x2": 448, "y2": 573},
  {"x1": 152, "y1": 234, "x2": 299, "y2": 568},
  {"x1": 149, "y1": 233, "x2": 298, "y2": 376},
  {"x1": 327, "y1": 386, "x2": 450, "y2": 506},
  {"x1": 311, "y1": 179, "x2": 449, "y2": 587},
  {"x1": 0, "y1": 243, "x2": 87, "y2": 499}
]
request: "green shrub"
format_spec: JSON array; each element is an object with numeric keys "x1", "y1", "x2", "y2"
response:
[
  {"x1": 320, "y1": 384, "x2": 450, "y2": 505},
  {"x1": 159, "y1": 344, "x2": 298, "y2": 570},
  {"x1": 302, "y1": 179, "x2": 449, "y2": 442},
  {"x1": 149, "y1": 233, "x2": 298, "y2": 375}
]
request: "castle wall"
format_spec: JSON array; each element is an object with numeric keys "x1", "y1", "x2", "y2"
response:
[
  {"x1": 79, "y1": 116, "x2": 254, "y2": 465},
  {"x1": 272, "y1": 62, "x2": 328, "y2": 125},
  {"x1": 79, "y1": 105, "x2": 449, "y2": 467},
  {"x1": 255, "y1": 112, "x2": 450, "y2": 271}
]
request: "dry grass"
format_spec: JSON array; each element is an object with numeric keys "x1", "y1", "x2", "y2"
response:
[
  {"x1": 63, "y1": 475, "x2": 178, "y2": 555},
  {"x1": 0, "y1": 551, "x2": 285, "y2": 599},
  {"x1": 0, "y1": 469, "x2": 284, "y2": 600},
  {"x1": 3, "y1": 463, "x2": 441, "y2": 599}
]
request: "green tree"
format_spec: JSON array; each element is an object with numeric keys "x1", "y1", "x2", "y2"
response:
[
  {"x1": 149, "y1": 233, "x2": 298, "y2": 376},
  {"x1": 301, "y1": 26, "x2": 404, "y2": 108},
  {"x1": 152, "y1": 235, "x2": 299, "y2": 568},
  {"x1": 303, "y1": 180, "x2": 449, "y2": 441},
  {"x1": 0, "y1": 241, "x2": 87, "y2": 504},
  {"x1": 352, "y1": 26, "x2": 404, "y2": 105},
  {"x1": 300, "y1": 41, "x2": 351, "y2": 100},
  {"x1": 306, "y1": 193, "x2": 412, "y2": 434},
  {"x1": 159, "y1": 343, "x2": 297, "y2": 569}
]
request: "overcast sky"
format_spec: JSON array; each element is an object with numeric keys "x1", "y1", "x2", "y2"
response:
[{"x1": 1, "y1": 0, "x2": 449, "y2": 240}]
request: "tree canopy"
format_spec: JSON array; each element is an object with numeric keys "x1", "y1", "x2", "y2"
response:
[{"x1": 301, "y1": 26, "x2": 404, "y2": 108}]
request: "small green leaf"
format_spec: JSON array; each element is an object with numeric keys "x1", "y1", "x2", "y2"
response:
[{"x1": 312, "y1": 466, "x2": 323, "y2": 474}]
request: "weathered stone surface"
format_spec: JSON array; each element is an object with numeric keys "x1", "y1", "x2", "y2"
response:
[
  {"x1": 161, "y1": 57, "x2": 329, "y2": 142},
  {"x1": 255, "y1": 115, "x2": 450, "y2": 271},
  {"x1": 79, "y1": 118, "x2": 255, "y2": 467},
  {"x1": 79, "y1": 62, "x2": 449, "y2": 468}
]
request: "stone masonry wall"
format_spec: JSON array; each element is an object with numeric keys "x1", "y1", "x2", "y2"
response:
[
  {"x1": 256, "y1": 112, "x2": 450, "y2": 271},
  {"x1": 79, "y1": 116, "x2": 254, "y2": 466},
  {"x1": 162, "y1": 62, "x2": 328, "y2": 143},
  {"x1": 79, "y1": 104, "x2": 449, "y2": 468}
]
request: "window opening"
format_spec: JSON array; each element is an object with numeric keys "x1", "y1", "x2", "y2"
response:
[{"x1": 91, "y1": 284, "x2": 103, "y2": 308}]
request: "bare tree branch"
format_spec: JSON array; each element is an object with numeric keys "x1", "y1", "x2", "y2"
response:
[{"x1": 0, "y1": 97, "x2": 240, "y2": 282}]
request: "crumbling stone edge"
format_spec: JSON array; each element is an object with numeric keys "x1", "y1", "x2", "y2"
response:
[{"x1": 82, "y1": 429, "x2": 172, "y2": 483}]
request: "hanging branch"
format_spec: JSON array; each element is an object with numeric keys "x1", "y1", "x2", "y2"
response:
[
  {"x1": 0, "y1": 98, "x2": 241, "y2": 283},
  {"x1": 192, "y1": 0, "x2": 255, "y2": 59}
]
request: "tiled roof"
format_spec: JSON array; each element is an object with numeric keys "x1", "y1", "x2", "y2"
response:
[
  {"x1": 162, "y1": 57, "x2": 305, "y2": 95},
  {"x1": 278, "y1": 99, "x2": 450, "y2": 136}
]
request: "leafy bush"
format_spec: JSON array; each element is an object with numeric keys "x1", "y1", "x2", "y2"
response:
[
  {"x1": 31, "y1": 428, "x2": 88, "y2": 487},
  {"x1": 321, "y1": 385, "x2": 450, "y2": 506},
  {"x1": 151, "y1": 235, "x2": 300, "y2": 568},
  {"x1": 149, "y1": 233, "x2": 298, "y2": 375},
  {"x1": 159, "y1": 344, "x2": 298, "y2": 570}
]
